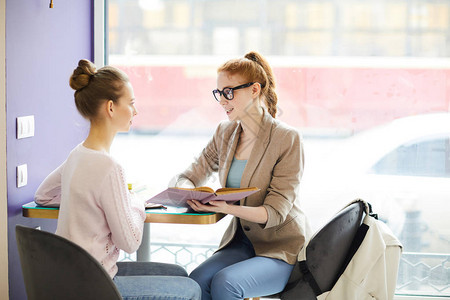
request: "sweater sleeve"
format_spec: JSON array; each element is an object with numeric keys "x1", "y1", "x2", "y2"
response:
[
  {"x1": 99, "y1": 163, "x2": 146, "y2": 254},
  {"x1": 34, "y1": 162, "x2": 65, "y2": 207}
]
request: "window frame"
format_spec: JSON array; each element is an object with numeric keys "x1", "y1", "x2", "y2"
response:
[
  {"x1": 99, "y1": 1, "x2": 450, "y2": 298},
  {"x1": 94, "y1": 0, "x2": 106, "y2": 67}
]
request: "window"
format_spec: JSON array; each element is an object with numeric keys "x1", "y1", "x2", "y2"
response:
[
  {"x1": 106, "y1": 0, "x2": 450, "y2": 297},
  {"x1": 372, "y1": 137, "x2": 450, "y2": 177}
]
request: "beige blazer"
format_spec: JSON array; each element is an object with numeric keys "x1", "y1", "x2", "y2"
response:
[{"x1": 177, "y1": 110, "x2": 310, "y2": 264}]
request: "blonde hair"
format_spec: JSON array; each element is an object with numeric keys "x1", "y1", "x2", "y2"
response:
[
  {"x1": 69, "y1": 59, "x2": 129, "y2": 119},
  {"x1": 217, "y1": 51, "x2": 278, "y2": 118}
]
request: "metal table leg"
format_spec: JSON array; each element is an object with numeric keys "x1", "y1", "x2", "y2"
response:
[{"x1": 136, "y1": 223, "x2": 151, "y2": 261}]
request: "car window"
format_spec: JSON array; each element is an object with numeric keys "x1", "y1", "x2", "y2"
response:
[{"x1": 371, "y1": 136, "x2": 450, "y2": 177}]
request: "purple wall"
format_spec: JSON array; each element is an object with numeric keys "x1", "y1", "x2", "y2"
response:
[{"x1": 6, "y1": 1, "x2": 93, "y2": 298}]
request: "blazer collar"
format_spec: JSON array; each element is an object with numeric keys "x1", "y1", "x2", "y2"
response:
[
  {"x1": 240, "y1": 110, "x2": 273, "y2": 188},
  {"x1": 219, "y1": 122, "x2": 241, "y2": 187},
  {"x1": 219, "y1": 110, "x2": 274, "y2": 188}
]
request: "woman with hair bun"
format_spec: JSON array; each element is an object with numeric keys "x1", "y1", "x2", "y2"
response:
[
  {"x1": 35, "y1": 59, "x2": 201, "y2": 300},
  {"x1": 174, "y1": 51, "x2": 310, "y2": 300}
]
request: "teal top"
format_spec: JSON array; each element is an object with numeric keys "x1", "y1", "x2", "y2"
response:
[{"x1": 226, "y1": 157, "x2": 248, "y2": 188}]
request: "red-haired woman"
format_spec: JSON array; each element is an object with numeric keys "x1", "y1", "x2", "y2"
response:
[{"x1": 174, "y1": 52, "x2": 310, "y2": 300}]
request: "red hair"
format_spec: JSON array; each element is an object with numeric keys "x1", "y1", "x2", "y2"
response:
[{"x1": 218, "y1": 51, "x2": 278, "y2": 118}]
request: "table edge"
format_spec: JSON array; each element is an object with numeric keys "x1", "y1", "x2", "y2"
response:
[{"x1": 22, "y1": 202, "x2": 225, "y2": 224}]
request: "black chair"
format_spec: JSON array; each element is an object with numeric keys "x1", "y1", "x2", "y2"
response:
[
  {"x1": 15, "y1": 225, "x2": 122, "y2": 300},
  {"x1": 246, "y1": 201, "x2": 365, "y2": 300}
]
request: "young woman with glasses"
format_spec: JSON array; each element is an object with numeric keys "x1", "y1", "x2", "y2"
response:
[
  {"x1": 34, "y1": 59, "x2": 201, "y2": 300},
  {"x1": 174, "y1": 51, "x2": 310, "y2": 300}
]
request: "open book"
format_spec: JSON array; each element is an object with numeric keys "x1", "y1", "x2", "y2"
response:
[{"x1": 146, "y1": 186, "x2": 260, "y2": 208}]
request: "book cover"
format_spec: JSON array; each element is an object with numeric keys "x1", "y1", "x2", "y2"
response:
[{"x1": 146, "y1": 186, "x2": 259, "y2": 208}]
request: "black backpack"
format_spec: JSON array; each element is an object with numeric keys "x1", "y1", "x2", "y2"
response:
[{"x1": 280, "y1": 200, "x2": 371, "y2": 299}]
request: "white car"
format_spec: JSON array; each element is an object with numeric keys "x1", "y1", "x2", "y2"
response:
[{"x1": 300, "y1": 113, "x2": 450, "y2": 253}]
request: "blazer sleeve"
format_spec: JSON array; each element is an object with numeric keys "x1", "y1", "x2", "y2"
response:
[
  {"x1": 34, "y1": 162, "x2": 65, "y2": 207},
  {"x1": 176, "y1": 123, "x2": 223, "y2": 187},
  {"x1": 262, "y1": 128, "x2": 304, "y2": 229}
]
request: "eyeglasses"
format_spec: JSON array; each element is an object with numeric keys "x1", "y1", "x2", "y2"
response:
[{"x1": 212, "y1": 82, "x2": 254, "y2": 102}]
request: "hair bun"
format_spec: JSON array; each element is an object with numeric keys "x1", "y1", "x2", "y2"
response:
[{"x1": 69, "y1": 59, "x2": 97, "y2": 91}]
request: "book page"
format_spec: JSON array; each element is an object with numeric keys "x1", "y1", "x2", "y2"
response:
[
  {"x1": 146, "y1": 187, "x2": 259, "y2": 207},
  {"x1": 208, "y1": 189, "x2": 259, "y2": 202},
  {"x1": 146, "y1": 187, "x2": 214, "y2": 208},
  {"x1": 215, "y1": 187, "x2": 259, "y2": 194},
  {"x1": 174, "y1": 186, "x2": 215, "y2": 193}
]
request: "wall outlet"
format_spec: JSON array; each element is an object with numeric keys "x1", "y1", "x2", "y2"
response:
[
  {"x1": 16, "y1": 115, "x2": 35, "y2": 139},
  {"x1": 16, "y1": 164, "x2": 28, "y2": 188}
]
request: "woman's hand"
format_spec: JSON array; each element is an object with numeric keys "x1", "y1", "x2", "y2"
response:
[{"x1": 187, "y1": 199, "x2": 229, "y2": 213}]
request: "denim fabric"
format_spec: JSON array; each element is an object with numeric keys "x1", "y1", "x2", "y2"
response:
[
  {"x1": 189, "y1": 225, "x2": 294, "y2": 300},
  {"x1": 116, "y1": 262, "x2": 189, "y2": 277},
  {"x1": 113, "y1": 261, "x2": 201, "y2": 300}
]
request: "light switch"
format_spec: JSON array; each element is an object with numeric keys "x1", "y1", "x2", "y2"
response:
[
  {"x1": 17, "y1": 115, "x2": 35, "y2": 139},
  {"x1": 17, "y1": 164, "x2": 28, "y2": 188}
]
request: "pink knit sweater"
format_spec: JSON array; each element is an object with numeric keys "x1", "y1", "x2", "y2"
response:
[{"x1": 34, "y1": 144, "x2": 146, "y2": 278}]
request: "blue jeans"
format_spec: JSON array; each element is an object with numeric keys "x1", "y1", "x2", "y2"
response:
[
  {"x1": 114, "y1": 261, "x2": 201, "y2": 300},
  {"x1": 189, "y1": 227, "x2": 294, "y2": 300}
]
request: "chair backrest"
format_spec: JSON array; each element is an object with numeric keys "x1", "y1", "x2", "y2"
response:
[
  {"x1": 281, "y1": 201, "x2": 365, "y2": 300},
  {"x1": 15, "y1": 225, "x2": 122, "y2": 300}
]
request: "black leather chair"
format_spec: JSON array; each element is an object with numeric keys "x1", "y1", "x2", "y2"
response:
[
  {"x1": 246, "y1": 201, "x2": 365, "y2": 300},
  {"x1": 15, "y1": 225, "x2": 122, "y2": 300}
]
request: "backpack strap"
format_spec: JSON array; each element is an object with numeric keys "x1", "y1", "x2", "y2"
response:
[
  {"x1": 337, "y1": 222, "x2": 369, "y2": 279},
  {"x1": 366, "y1": 202, "x2": 378, "y2": 219},
  {"x1": 351, "y1": 198, "x2": 378, "y2": 219},
  {"x1": 335, "y1": 199, "x2": 378, "y2": 278}
]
